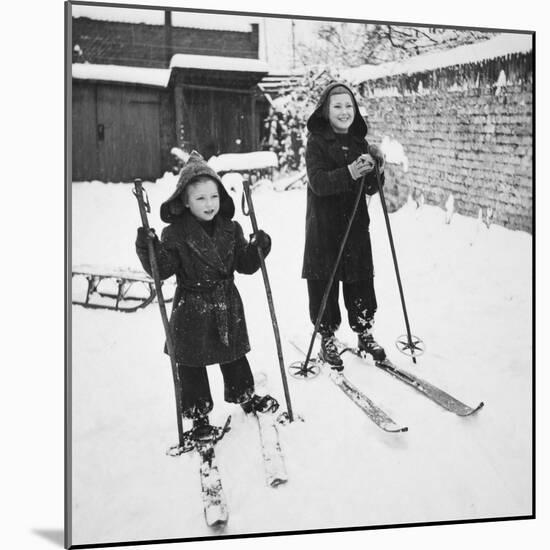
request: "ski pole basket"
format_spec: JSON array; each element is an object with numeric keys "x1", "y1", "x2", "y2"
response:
[
  {"x1": 395, "y1": 334, "x2": 425, "y2": 358},
  {"x1": 287, "y1": 359, "x2": 321, "y2": 380}
]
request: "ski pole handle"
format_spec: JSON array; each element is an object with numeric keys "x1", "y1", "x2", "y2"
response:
[{"x1": 133, "y1": 179, "x2": 151, "y2": 229}]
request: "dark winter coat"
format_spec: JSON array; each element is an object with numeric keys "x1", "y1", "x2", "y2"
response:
[
  {"x1": 302, "y1": 82, "x2": 384, "y2": 282},
  {"x1": 136, "y1": 152, "x2": 268, "y2": 367}
]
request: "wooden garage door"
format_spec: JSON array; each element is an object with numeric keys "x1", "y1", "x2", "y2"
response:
[
  {"x1": 72, "y1": 83, "x2": 163, "y2": 182},
  {"x1": 182, "y1": 88, "x2": 252, "y2": 158}
]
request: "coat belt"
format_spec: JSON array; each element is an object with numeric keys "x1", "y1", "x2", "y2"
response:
[{"x1": 178, "y1": 277, "x2": 234, "y2": 346}]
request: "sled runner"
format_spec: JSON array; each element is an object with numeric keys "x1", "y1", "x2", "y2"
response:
[{"x1": 71, "y1": 265, "x2": 175, "y2": 312}]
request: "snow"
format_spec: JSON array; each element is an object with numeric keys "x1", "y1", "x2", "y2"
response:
[
  {"x1": 70, "y1": 172, "x2": 531, "y2": 546},
  {"x1": 209, "y1": 151, "x2": 279, "y2": 172},
  {"x1": 343, "y1": 33, "x2": 533, "y2": 84},
  {"x1": 169, "y1": 53, "x2": 269, "y2": 73},
  {"x1": 72, "y1": 4, "x2": 258, "y2": 31},
  {"x1": 72, "y1": 63, "x2": 171, "y2": 87},
  {"x1": 72, "y1": 57, "x2": 269, "y2": 88},
  {"x1": 380, "y1": 136, "x2": 409, "y2": 172}
]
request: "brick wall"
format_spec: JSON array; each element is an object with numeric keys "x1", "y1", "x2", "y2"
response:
[
  {"x1": 360, "y1": 59, "x2": 533, "y2": 232},
  {"x1": 72, "y1": 17, "x2": 259, "y2": 68}
]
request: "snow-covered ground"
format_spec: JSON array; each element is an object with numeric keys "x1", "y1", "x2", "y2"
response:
[{"x1": 70, "y1": 172, "x2": 532, "y2": 547}]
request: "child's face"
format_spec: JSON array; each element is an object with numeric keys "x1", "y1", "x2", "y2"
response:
[
  {"x1": 185, "y1": 178, "x2": 220, "y2": 222},
  {"x1": 327, "y1": 93, "x2": 355, "y2": 133}
]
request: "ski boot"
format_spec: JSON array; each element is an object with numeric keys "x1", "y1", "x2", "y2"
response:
[
  {"x1": 189, "y1": 414, "x2": 231, "y2": 446},
  {"x1": 241, "y1": 394, "x2": 280, "y2": 414},
  {"x1": 191, "y1": 414, "x2": 216, "y2": 440},
  {"x1": 319, "y1": 333, "x2": 344, "y2": 371},
  {"x1": 357, "y1": 330, "x2": 386, "y2": 361}
]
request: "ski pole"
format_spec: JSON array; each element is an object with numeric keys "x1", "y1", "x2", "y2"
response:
[
  {"x1": 373, "y1": 164, "x2": 421, "y2": 363},
  {"x1": 133, "y1": 179, "x2": 185, "y2": 446},
  {"x1": 298, "y1": 174, "x2": 367, "y2": 377},
  {"x1": 241, "y1": 177, "x2": 295, "y2": 423}
]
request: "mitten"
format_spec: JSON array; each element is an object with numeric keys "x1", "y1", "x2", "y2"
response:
[
  {"x1": 348, "y1": 155, "x2": 375, "y2": 180},
  {"x1": 136, "y1": 227, "x2": 157, "y2": 249},
  {"x1": 367, "y1": 144, "x2": 385, "y2": 173},
  {"x1": 250, "y1": 229, "x2": 271, "y2": 252}
]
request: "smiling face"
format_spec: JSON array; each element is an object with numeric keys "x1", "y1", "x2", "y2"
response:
[
  {"x1": 184, "y1": 177, "x2": 220, "y2": 222},
  {"x1": 327, "y1": 92, "x2": 355, "y2": 134}
]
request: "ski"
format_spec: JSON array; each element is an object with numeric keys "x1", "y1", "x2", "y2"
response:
[
  {"x1": 328, "y1": 369, "x2": 408, "y2": 432},
  {"x1": 289, "y1": 340, "x2": 408, "y2": 433},
  {"x1": 196, "y1": 441, "x2": 229, "y2": 528},
  {"x1": 336, "y1": 340, "x2": 484, "y2": 417},
  {"x1": 253, "y1": 412, "x2": 288, "y2": 487},
  {"x1": 167, "y1": 416, "x2": 231, "y2": 528},
  {"x1": 244, "y1": 379, "x2": 288, "y2": 487}
]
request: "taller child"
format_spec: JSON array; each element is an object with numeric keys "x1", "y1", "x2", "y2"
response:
[
  {"x1": 303, "y1": 82, "x2": 386, "y2": 369},
  {"x1": 136, "y1": 151, "x2": 276, "y2": 436}
]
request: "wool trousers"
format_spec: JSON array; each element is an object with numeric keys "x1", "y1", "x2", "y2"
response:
[
  {"x1": 177, "y1": 355, "x2": 255, "y2": 419},
  {"x1": 307, "y1": 278, "x2": 377, "y2": 335}
]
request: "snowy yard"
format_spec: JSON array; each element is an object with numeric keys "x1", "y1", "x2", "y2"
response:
[{"x1": 70, "y1": 172, "x2": 532, "y2": 546}]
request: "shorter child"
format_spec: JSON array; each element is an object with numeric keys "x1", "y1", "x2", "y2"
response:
[{"x1": 136, "y1": 151, "x2": 277, "y2": 436}]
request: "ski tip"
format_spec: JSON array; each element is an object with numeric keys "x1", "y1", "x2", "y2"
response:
[
  {"x1": 269, "y1": 477, "x2": 289, "y2": 488},
  {"x1": 383, "y1": 425, "x2": 408, "y2": 433},
  {"x1": 207, "y1": 517, "x2": 228, "y2": 530},
  {"x1": 471, "y1": 401, "x2": 485, "y2": 414},
  {"x1": 457, "y1": 401, "x2": 485, "y2": 417},
  {"x1": 205, "y1": 506, "x2": 229, "y2": 529}
]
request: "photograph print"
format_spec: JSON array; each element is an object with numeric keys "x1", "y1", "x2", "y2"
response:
[{"x1": 66, "y1": 1, "x2": 534, "y2": 547}]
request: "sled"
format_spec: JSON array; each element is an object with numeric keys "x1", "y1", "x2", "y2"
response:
[{"x1": 71, "y1": 265, "x2": 175, "y2": 312}]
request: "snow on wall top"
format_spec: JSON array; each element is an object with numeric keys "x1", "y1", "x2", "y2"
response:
[
  {"x1": 342, "y1": 33, "x2": 532, "y2": 84},
  {"x1": 71, "y1": 5, "x2": 257, "y2": 32},
  {"x1": 169, "y1": 54, "x2": 269, "y2": 73},
  {"x1": 72, "y1": 63, "x2": 171, "y2": 87}
]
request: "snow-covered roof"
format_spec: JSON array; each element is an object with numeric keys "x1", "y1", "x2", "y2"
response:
[
  {"x1": 71, "y1": 5, "x2": 258, "y2": 32},
  {"x1": 208, "y1": 151, "x2": 278, "y2": 172},
  {"x1": 342, "y1": 33, "x2": 533, "y2": 84},
  {"x1": 169, "y1": 54, "x2": 269, "y2": 73},
  {"x1": 72, "y1": 63, "x2": 171, "y2": 87}
]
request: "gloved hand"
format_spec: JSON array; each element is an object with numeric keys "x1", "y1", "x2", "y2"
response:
[
  {"x1": 136, "y1": 226, "x2": 158, "y2": 249},
  {"x1": 367, "y1": 144, "x2": 385, "y2": 173},
  {"x1": 250, "y1": 229, "x2": 271, "y2": 252},
  {"x1": 348, "y1": 154, "x2": 375, "y2": 180}
]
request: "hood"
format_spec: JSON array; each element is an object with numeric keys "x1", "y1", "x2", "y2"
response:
[
  {"x1": 306, "y1": 81, "x2": 368, "y2": 139},
  {"x1": 160, "y1": 150, "x2": 235, "y2": 223}
]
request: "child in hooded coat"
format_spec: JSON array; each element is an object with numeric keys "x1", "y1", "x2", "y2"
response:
[
  {"x1": 136, "y1": 151, "x2": 276, "y2": 433},
  {"x1": 302, "y1": 82, "x2": 387, "y2": 368}
]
